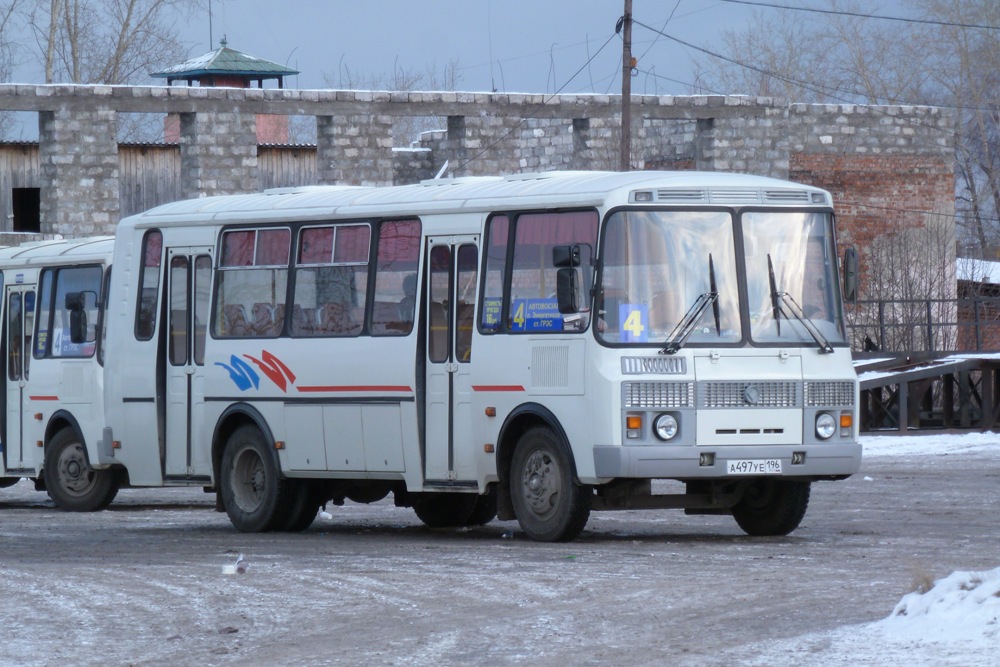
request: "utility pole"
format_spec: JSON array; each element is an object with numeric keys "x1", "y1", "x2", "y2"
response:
[{"x1": 619, "y1": 0, "x2": 633, "y2": 171}]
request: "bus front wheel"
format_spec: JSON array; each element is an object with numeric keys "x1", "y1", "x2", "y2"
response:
[
  {"x1": 510, "y1": 426, "x2": 591, "y2": 542},
  {"x1": 731, "y1": 479, "x2": 811, "y2": 536},
  {"x1": 44, "y1": 429, "x2": 119, "y2": 512},
  {"x1": 220, "y1": 425, "x2": 292, "y2": 533}
]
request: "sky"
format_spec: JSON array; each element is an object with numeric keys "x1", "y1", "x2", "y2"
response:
[{"x1": 174, "y1": 0, "x2": 760, "y2": 96}]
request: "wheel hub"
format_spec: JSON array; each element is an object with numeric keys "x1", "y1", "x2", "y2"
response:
[
  {"x1": 232, "y1": 447, "x2": 267, "y2": 512},
  {"x1": 521, "y1": 450, "x2": 559, "y2": 517},
  {"x1": 58, "y1": 444, "x2": 95, "y2": 495}
]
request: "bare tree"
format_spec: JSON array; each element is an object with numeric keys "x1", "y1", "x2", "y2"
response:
[
  {"x1": 698, "y1": 0, "x2": 1000, "y2": 257},
  {"x1": 850, "y1": 206, "x2": 958, "y2": 352},
  {"x1": 30, "y1": 0, "x2": 200, "y2": 85},
  {"x1": 0, "y1": 0, "x2": 25, "y2": 135},
  {"x1": 916, "y1": 0, "x2": 1000, "y2": 254},
  {"x1": 695, "y1": 0, "x2": 935, "y2": 104}
]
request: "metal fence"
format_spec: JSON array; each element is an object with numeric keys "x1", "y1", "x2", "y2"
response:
[{"x1": 847, "y1": 297, "x2": 1000, "y2": 354}]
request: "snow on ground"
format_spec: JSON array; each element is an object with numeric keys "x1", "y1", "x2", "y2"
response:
[
  {"x1": 863, "y1": 431, "x2": 1000, "y2": 458},
  {"x1": 739, "y1": 566, "x2": 1000, "y2": 667},
  {"x1": 738, "y1": 432, "x2": 1000, "y2": 667}
]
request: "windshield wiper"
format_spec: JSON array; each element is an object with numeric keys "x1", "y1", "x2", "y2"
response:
[
  {"x1": 767, "y1": 253, "x2": 834, "y2": 354},
  {"x1": 660, "y1": 254, "x2": 720, "y2": 355}
]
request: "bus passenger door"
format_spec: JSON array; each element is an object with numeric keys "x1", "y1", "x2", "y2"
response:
[
  {"x1": 163, "y1": 248, "x2": 213, "y2": 479},
  {"x1": 3, "y1": 285, "x2": 34, "y2": 472},
  {"x1": 424, "y1": 237, "x2": 479, "y2": 483}
]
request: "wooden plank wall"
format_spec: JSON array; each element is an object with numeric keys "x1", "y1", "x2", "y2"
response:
[
  {"x1": 118, "y1": 144, "x2": 182, "y2": 218},
  {"x1": 257, "y1": 145, "x2": 318, "y2": 190},
  {"x1": 0, "y1": 143, "x2": 40, "y2": 232},
  {"x1": 0, "y1": 143, "x2": 321, "y2": 232}
]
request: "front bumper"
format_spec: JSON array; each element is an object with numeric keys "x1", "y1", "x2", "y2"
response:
[{"x1": 593, "y1": 442, "x2": 862, "y2": 480}]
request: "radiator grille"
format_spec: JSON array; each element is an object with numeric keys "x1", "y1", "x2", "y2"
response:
[
  {"x1": 699, "y1": 381, "x2": 800, "y2": 408},
  {"x1": 805, "y1": 381, "x2": 855, "y2": 406},
  {"x1": 621, "y1": 356, "x2": 686, "y2": 375},
  {"x1": 624, "y1": 382, "x2": 695, "y2": 408}
]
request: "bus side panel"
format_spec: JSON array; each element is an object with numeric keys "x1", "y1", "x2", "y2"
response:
[
  {"x1": 471, "y1": 334, "x2": 596, "y2": 482},
  {"x1": 202, "y1": 336, "x2": 417, "y2": 481},
  {"x1": 360, "y1": 404, "x2": 405, "y2": 472}
]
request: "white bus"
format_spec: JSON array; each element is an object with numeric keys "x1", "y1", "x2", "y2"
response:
[
  {"x1": 11, "y1": 171, "x2": 863, "y2": 542},
  {"x1": 0, "y1": 237, "x2": 119, "y2": 510}
]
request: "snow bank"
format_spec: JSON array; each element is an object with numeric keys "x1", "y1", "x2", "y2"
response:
[
  {"x1": 738, "y1": 568, "x2": 1000, "y2": 666},
  {"x1": 878, "y1": 568, "x2": 1000, "y2": 645},
  {"x1": 862, "y1": 432, "x2": 1000, "y2": 458}
]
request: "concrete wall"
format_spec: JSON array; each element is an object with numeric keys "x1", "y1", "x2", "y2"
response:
[{"x1": 0, "y1": 87, "x2": 955, "y2": 296}]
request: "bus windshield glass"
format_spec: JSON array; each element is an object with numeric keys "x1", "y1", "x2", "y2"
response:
[
  {"x1": 597, "y1": 210, "x2": 741, "y2": 346},
  {"x1": 742, "y1": 211, "x2": 846, "y2": 346}
]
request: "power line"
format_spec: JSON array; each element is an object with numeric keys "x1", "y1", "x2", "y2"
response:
[
  {"x1": 454, "y1": 31, "x2": 620, "y2": 174},
  {"x1": 718, "y1": 0, "x2": 1000, "y2": 31},
  {"x1": 630, "y1": 16, "x2": 999, "y2": 137}
]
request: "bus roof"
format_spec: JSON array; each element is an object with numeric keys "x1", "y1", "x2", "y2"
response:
[
  {"x1": 0, "y1": 236, "x2": 115, "y2": 264},
  {"x1": 121, "y1": 170, "x2": 832, "y2": 229}
]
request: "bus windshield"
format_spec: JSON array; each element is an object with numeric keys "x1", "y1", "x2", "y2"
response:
[
  {"x1": 742, "y1": 211, "x2": 846, "y2": 346},
  {"x1": 597, "y1": 210, "x2": 741, "y2": 346}
]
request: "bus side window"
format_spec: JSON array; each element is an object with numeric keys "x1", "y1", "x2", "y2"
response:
[
  {"x1": 371, "y1": 219, "x2": 420, "y2": 337},
  {"x1": 507, "y1": 210, "x2": 598, "y2": 334},
  {"x1": 479, "y1": 215, "x2": 508, "y2": 333},
  {"x1": 36, "y1": 265, "x2": 102, "y2": 358},
  {"x1": 136, "y1": 230, "x2": 162, "y2": 340},
  {"x1": 214, "y1": 227, "x2": 289, "y2": 339},
  {"x1": 456, "y1": 244, "x2": 477, "y2": 361}
]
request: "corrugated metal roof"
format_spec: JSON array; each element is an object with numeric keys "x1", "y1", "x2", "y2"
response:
[{"x1": 151, "y1": 39, "x2": 298, "y2": 79}]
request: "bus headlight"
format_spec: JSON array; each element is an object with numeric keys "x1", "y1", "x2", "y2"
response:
[
  {"x1": 815, "y1": 413, "x2": 836, "y2": 440},
  {"x1": 653, "y1": 413, "x2": 679, "y2": 441}
]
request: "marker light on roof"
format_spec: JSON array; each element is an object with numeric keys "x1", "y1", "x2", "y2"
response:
[{"x1": 634, "y1": 191, "x2": 654, "y2": 202}]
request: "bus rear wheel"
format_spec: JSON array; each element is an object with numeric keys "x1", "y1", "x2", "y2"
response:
[
  {"x1": 220, "y1": 424, "x2": 292, "y2": 533},
  {"x1": 44, "y1": 429, "x2": 119, "y2": 512},
  {"x1": 279, "y1": 480, "x2": 321, "y2": 533},
  {"x1": 510, "y1": 426, "x2": 591, "y2": 542},
  {"x1": 0, "y1": 477, "x2": 21, "y2": 489},
  {"x1": 463, "y1": 487, "x2": 498, "y2": 526},
  {"x1": 731, "y1": 479, "x2": 811, "y2": 536}
]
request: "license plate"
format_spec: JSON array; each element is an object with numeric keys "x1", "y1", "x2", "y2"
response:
[{"x1": 727, "y1": 459, "x2": 783, "y2": 475}]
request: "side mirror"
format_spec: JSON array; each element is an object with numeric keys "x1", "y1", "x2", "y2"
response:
[
  {"x1": 65, "y1": 290, "x2": 96, "y2": 344},
  {"x1": 556, "y1": 268, "x2": 579, "y2": 313},
  {"x1": 843, "y1": 247, "x2": 858, "y2": 303},
  {"x1": 553, "y1": 245, "x2": 581, "y2": 268}
]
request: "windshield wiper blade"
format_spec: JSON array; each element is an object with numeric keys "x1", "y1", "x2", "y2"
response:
[
  {"x1": 709, "y1": 253, "x2": 721, "y2": 337},
  {"x1": 766, "y1": 253, "x2": 834, "y2": 354},
  {"x1": 661, "y1": 254, "x2": 720, "y2": 355},
  {"x1": 767, "y1": 254, "x2": 781, "y2": 336},
  {"x1": 660, "y1": 292, "x2": 718, "y2": 354}
]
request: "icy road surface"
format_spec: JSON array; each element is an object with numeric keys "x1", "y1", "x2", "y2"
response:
[{"x1": 1, "y1": 433, "x2": 998, "y2": 666}]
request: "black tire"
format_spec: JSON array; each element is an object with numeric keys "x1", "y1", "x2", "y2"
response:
[
  {"x1": 279, "y1": 480, "x2": 321, "y2": 533},
  {"x1": 413, "y1": 493, "x2": 477, "y2": 528},
  {"x1": 731, "y1": 479, "x2": 811, "y2": 536},
  {"x1": 462, "y1": 488, "x2": 498, "y2": 527},
  {"x1": 0, "y1": 477, "x2": 20, "y2": 489},
  {"x1": 44, "y1": 429, "x2": 119, "y2": 512},
  {"x1": 219, "y1": 424, "x2": 293, "y2": 533},
  {"x1": 510, "y1": 426, "x2": 591, "y2": 542}
]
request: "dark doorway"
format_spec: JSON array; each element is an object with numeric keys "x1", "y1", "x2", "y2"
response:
[{"x1": 12, "y1": 188, "x2": 40, "y2": 233}]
